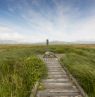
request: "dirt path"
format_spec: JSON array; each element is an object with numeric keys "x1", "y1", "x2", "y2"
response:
[{"x1": 36, "y1": 56, "x2": 83, "y2": 97}]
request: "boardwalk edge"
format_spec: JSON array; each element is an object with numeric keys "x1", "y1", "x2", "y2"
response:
[
  {"x1": 60, "y1": 61, "x2": 88, "y2": 97},
  {"x1": 30, "y1": 81, "x2": 39, "y2": 97}
]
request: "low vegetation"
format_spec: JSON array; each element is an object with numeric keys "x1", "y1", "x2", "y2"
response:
[
  {"x1": 0, "y1": 44, "x2": 95, "y2": 97},
  {"x1": 60, "y1": 47, "x2": 95, "y2": 97},
  {"x1": 0, "y1": 47, "x2": 47, "y2": 97}
]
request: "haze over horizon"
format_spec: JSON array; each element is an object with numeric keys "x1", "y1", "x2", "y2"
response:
[{"x1": 0, "y1": 0, "x2": 95, "y2": 43}]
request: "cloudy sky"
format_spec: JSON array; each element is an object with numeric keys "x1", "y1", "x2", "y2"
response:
[{"x1": 0, "y1": 0, "x2": 95, "y2": 43}]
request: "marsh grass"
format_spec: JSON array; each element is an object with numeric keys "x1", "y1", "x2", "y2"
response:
[
  {"x1": 0, "y1": 47, "x2": 47, "y2": 97},
  {"x1": 0, "y1": 44, "x2": 95, "y2": 97},
  {"x1": 60, "y1": 49, "x2": 95, "y2": 97}
]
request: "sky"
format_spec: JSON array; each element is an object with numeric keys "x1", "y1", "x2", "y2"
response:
[{"x1": 0, "y1": 0, "x2": 95, "y2": 43}]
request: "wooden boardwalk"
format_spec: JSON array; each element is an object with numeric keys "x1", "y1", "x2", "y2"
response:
[{"x1": 36, "y1": 57, "x2": 84, "y2": 97}]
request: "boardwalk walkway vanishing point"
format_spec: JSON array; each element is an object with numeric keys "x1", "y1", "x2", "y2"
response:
[{"x1": 36, "y1": 55, "x2": 86, "y2": 97}]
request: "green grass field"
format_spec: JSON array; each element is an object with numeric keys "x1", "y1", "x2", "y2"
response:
[
  {"x1": 60, "y1": 46, "x2": 95, "y2": 97},
  {"x1": 0, "y1": 46, "x2": 47, "y2": 97},
  {"x1": 0, "y1": 44, "x2": 95, "y2": 97}
]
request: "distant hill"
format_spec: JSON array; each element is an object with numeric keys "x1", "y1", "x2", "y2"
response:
[
  {"x1": 49, "y1": 41, "x2": 95, "y2": 44},
  {"x1": 21, "y1": 41, "x2": 95, "y2": 45},
  {"x1": 0, "y1": 40, "x2": 19, "y2": 44},
  {"x1": 0, "y1": 40, "x2": 95, "y2": 44},
  {"x1": 73, "y1": 41, "x2": 95, "y2": 44}
]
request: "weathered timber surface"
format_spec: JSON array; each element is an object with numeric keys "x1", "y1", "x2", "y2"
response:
[{"x1": 36, "y1": 55, "x2": 86, "y2": 97}]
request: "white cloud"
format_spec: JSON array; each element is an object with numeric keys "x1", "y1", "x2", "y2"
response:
[
  {"x1": 0, "y1": 26, "x2": 24, "y2": 41},
  {"x1": 67, "y1": 15, "x2": 95, "y2": 41},
  {"x1": 1, "y1": 0, "x2": 95, "y2": 43},
  {"x1": 0, "y1": 26, "x2": 48, "y2": 43}
]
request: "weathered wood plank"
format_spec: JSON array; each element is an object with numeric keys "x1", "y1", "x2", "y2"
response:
[{"x1": 36, "y1": 55, "x2": 87, "y2": 97}]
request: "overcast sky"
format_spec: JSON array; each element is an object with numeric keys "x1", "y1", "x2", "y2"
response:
[{"x1": 0, "y1": 0, "x2": 95, "y2": 43}]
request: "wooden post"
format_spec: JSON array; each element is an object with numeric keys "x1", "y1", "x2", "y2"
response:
[{"x1": 46, "y1": 39, "x2": 49, "y2": 51}]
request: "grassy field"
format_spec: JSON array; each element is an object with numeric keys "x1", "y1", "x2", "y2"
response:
[
  {"x1": 0, "y1": 44, "x2": 95, "y2": 97},
  {"x1": 0, "y1": 46, "x2": 47, "y2": 97},
  {"x1": 60, "y1": 46, "x2": 95, "y2": 97}
]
